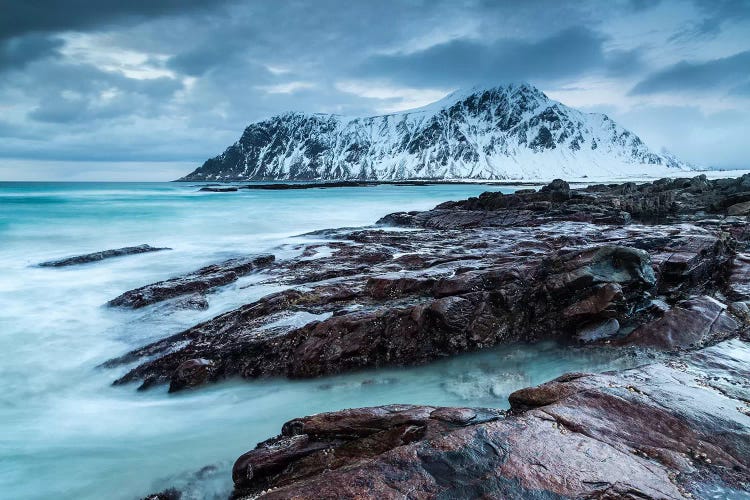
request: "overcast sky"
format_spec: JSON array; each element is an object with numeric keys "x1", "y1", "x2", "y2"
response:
[{"x1": 0, "y1": 0, "x2": 748, "y2": 180}]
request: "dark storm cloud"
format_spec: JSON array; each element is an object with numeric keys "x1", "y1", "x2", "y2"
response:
[
  {"x1": 0, "y1": 0, "x2": 227, "y2": 41},
  {"x1": 630, "y1": 50, "x2": 750, "y2": 94},
  {"x1": 0, "y1": 0, "x2": 233, "y2": 72},
  {"x1": 357, "y1": 27, "x2": 630, "y2": 87},
  {"x1": 603, "y1": 49, "x2": 645, "y2": 77},
  {"x1": 0, "y1": 34, "x2": 63, "y2": 71}
]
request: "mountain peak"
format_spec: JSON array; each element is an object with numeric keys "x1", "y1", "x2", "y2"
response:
[
  {"x1": 179, "y1": 83, "x2": 692, "y2": 182},
  {"x1": 385, "y1": 82, "x2": 548, "y2": 118}
]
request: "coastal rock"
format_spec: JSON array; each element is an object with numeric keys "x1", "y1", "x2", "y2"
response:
[
  {"x1": 728, "y1": 201, "x2": 750, "y2": 215},
  {"x1": 172, "y1": 293, "x2": 209, "y2": 310},
  {"x1": 228, "y1": 340, "x2": 750, "y2": 499},
  {"x1": 169, "y1": 358, "x2": 215, "y2": 392},
  {"x1": 106, "y1": 176, "x2": 747, "y2": 391},
  {"x1": 729, "y1": 253, "x2": 750, "y2": 300},
  {"x1": 575, "y1": 317, "x2": 620, "y2": 342},
  {"x1": 623, "y1": 296, "x2": 740, "y2": 349},
  {"x1": 107, "y1": 226, "x2": 735, "y2": 390},
  {"x1": 199, "y1": 186, "x2": 238, "y2": 192},
  {"x1": 379, "y1": 173, "x2": 750, "y2": 229},
  {"x1": 38, "y1": 244, "x2": 170, "y2": 267},
  {"x1": 142, "y1": 489, "x2": 181, "y2": 500},
  {"x1": 107, "y1": 254, "x2": 275, "y2": 309},
  {"x1": 232, "y1": 405, "x2": 505, "y2": 495}
]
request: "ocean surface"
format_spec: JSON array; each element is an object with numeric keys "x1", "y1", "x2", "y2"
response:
[{"x1": 0, "y1": 182, "x2": 658, "y2": 499}]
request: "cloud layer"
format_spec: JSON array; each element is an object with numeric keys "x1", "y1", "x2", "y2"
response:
[{"x1": 0, "y1": 0, "x2": 748, "y2": 179}]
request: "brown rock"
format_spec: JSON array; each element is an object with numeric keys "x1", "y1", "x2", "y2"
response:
[
  {"x1": 230, "y1": 341, "x2": 750, "y2": 499},
  {"x1": 624, "y1": 296, "x2": 741, "y2": 349},
  {"x1": 169, "y1": 358, "x2": 214, "y2": 392}
]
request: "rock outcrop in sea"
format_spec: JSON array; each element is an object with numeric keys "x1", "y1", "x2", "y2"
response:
[
  {"x1": 108, "y1": 174, "x2": 749, "y2": 392},
  {"x1": 113, "y1": 174, "x2": 750, "y2": 498},
  {"x1": 38, "y1": 244, "x2": 170, "y2": 267}
]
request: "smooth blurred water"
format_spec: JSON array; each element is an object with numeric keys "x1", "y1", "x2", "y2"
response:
[{"x1": 0, "y1": 182, "x2": 650, "y2": 499}]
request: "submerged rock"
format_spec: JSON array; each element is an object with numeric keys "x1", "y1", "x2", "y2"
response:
[{"x1": 38, "y1": 244, "x2": 170, "y2": 267}]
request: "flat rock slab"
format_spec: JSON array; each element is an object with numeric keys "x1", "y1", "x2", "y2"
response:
[
  {"x1": 229, "y1": 340, "x2": 750, "y2": 499},
  {"x1": 38, "y1": 244, "x2": 170, "y2": 267}
]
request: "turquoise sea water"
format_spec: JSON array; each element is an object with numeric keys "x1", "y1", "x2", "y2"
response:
[{"x1": 0, "y1": 182, "x2": 651, "y2": 499}]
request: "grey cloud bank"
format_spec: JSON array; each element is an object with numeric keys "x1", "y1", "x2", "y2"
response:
[{"x1": 0, "y1": 0, "x2": 748, "y2": 180}]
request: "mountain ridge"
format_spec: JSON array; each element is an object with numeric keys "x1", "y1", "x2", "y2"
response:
[{"x1": 179, "y1": 83, "x2": 692, "y2": 181}]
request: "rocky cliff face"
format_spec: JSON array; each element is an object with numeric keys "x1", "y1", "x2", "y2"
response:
[{"x1": 179, "y1": 83, "x2": 691, "y2": 181}]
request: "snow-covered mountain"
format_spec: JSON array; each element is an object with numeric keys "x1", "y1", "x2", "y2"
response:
[{"x1": 179, "y1": 83, "x2": 692, "y2": 181}]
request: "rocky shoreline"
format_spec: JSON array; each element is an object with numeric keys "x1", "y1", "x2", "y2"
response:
[
  {"x1": 227, "y1": 339, "x2": 750, "y2": 499},
  {"x1": 116, "y1": 174, "x2": 750, "y2": 498}
]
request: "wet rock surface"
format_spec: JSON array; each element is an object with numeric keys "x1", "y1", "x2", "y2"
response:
[
  {"x1": 199, "y1": 186, "x2": 239, "y2": 192},
  {"x1": 123, "y1": 175, "x2": 750, "y2": 499},
  {"x1": 107, "y1": 254, "x2": 275, "y2": 309},
  {"x1": 37, "y1": 244, "x2": 170, "y2": 267},
  {"x1": 227, "y1": 340, "x2": 750, "y2": 499},
  {"x1": 105, "y1": 175, "x2": 750, "y2": 391}
]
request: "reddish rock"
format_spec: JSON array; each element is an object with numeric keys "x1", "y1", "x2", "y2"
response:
[
  {"x1": 365, "y1": 275, "x2": 435, "y2": 299},
  {"x1": 108, "y1": 254, "x2": 275, "y2": 309},
  {"x1": 229, "y1": 340, "x2": 750, "y2": 499},
  {"x1": 624, "y1": 296, "x2": 740, "y2": 349},
  {"x1": 105, "y1": 177, "x2": 744, "y2": 391}
]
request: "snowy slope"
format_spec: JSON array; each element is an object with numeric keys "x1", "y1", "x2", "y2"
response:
[{"x1": 180, "y1": 83, "x2": 692, "y2": 181}]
